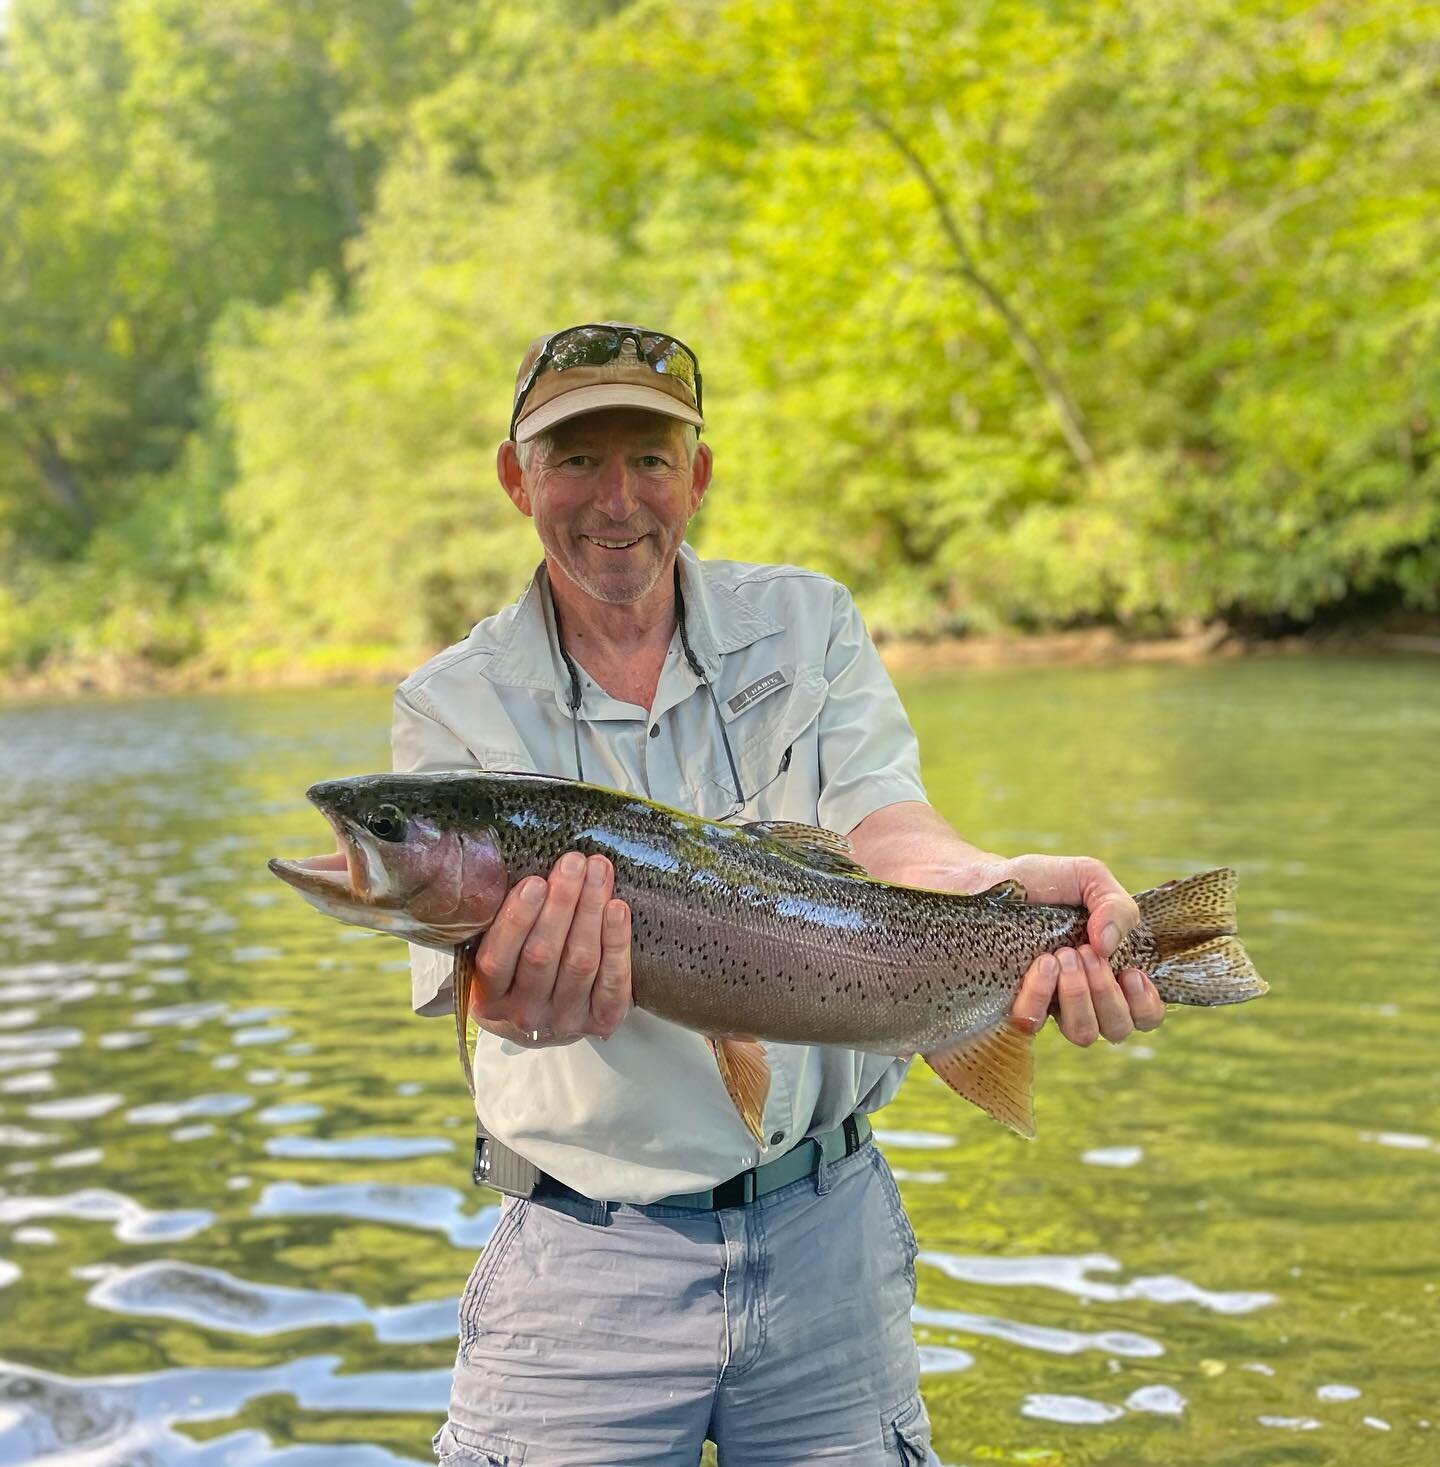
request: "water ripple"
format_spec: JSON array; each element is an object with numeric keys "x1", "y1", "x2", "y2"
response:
[
  {"x1": 0, "y1": 1189, "x2": 213, "y2": 1243},
  {"x1": 252, "y1": 1182, "x2": 497, "y2": 1249},
  {"x1": 912, "y1": 1303, "x2": 1164, "y2": 1358},
  {"x1": 263, "y1": 1135, "x2": 455, "y2": 1161},
  {"x1": 918, "y1": 1251, "x2": 1276, "y2": 1314},
  {"x1": 0, "y1": 1353, "x2": 446, "y2": 1465}
]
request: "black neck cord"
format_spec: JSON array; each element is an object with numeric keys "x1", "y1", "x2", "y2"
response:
[{"x1": 551, "y1": 563, "x2": 746, "y2": 814}]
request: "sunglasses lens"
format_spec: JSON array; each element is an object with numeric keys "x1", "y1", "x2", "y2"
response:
[
  {"x1": 639, "y1": 336, "x2": 697, "y2": 398},
  {"x1": 550, "y1": 327, "x2": 622, "y2": 370}
]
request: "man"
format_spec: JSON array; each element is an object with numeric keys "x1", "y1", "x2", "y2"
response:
[{"x1": 393, "y1": 323, "x2": 1164, "y2": 1466}]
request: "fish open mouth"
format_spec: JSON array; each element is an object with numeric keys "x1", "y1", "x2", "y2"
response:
[{"x1": 267, "y1": 846, "x2": 355, "y2": 901}]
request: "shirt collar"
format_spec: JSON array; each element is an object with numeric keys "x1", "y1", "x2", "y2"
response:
[{"x1": 481, "y1": 543, "x2": 783, "y2": 700}]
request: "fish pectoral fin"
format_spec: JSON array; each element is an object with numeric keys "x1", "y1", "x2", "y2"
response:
[
  {"x1": 975, "y1": 878, "x2": 1028, "y2": 903},
  {"x1": 739, "y1": 820, "x2": 869, "y2": 877},
  {"x1": 922, "y1": 1021, "x2": 1035, "y2": 1139},
  {"x1": 452, "y1": 939, "x2": 481, "y2": 1101},
  {"x1": 707, "y1": 1036, "x2": 770, "y2": 1143}
]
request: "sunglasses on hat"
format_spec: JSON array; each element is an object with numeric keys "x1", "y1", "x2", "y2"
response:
[{"x1": 509, "y1": 324, "x2": 703, "y2": 442}]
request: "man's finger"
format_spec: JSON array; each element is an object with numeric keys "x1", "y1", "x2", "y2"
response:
[
  {"x1": 1078, "y1": 861, "x2": 1141, "y2": 960},
  {"x1": 1121, "y1": 969, "x2": 1166, "y2": 1031},
  {"x1": 471, "y1": 876, "x2": 547, "y2": 1010},
  {"x1": 509, "y1": 851, "x2": 587, "y2": 1031},
  {"x1": 1054, "y1": 947, "x2": 1099, "y2": 1047},
  {"x1": 550, "y1": 855, "x2": 613, "y2": 1036},
  {"x1": 588, "y1": 899, "x2": 632, "y2": 1036},
  {"x1": 1010, "y1": 952, "x2": 1060, "y2": 1034},
  {"x1": 1081, "y1": 945, "x2": 1134, "y2": 1044}
]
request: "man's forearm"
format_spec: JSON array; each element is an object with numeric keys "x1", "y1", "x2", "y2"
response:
[{"x1": 846, "y1": 800, "x2": 1003, "y2": 892}]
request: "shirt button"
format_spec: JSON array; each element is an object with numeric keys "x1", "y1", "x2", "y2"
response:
[
  {"x1": 649, "y1": 725, "x2": 659, "y2": 738},
  {"x1": 769, "y1": 1130, "x2": 785, "y2": 1146}
]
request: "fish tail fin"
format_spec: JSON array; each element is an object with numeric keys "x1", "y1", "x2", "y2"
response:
[
  {"x1": 922, "y1": 1021, "x2": 1035, "y2": 1139},
  {"x1": 1134, "y1": 868, "x2": 1268, "y2": 1006}
]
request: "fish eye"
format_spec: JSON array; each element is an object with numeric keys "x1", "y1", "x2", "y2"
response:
[{"x1": 364, "y1": 804, "x2": 406, "y2": 842}]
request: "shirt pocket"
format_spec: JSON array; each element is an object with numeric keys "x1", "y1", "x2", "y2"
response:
[{"x1": 702, "y1": 667, "x2": 827, "y2": 819}]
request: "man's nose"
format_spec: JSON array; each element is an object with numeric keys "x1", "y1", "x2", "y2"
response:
[{"x1": 591, "y1": 459, "x2": 640, "y2": 519}]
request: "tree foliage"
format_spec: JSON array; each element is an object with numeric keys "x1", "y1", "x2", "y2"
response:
[{"x1": 1, "y1": 0, "x2": 1436, "y2": 676}]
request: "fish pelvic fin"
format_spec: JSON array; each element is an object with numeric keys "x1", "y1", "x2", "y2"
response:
[
  {"x1": 922, "y1": 1021, "x2": 1035, "y2": 1139},
  {"x1": 708, "y1": 1036, "x2": 771, "y2": 1143},
  {"x1": 452, "y1": 939, "x2": 480, "y2": 1100},
  {"x1": 1134, "y1": 868, "x2": 1269, "y2": 1007}
]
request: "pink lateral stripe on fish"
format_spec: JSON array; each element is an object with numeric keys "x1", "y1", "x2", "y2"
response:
[{"x1": 268, "y1": 771, "x2": 1268, "y2": 1141}]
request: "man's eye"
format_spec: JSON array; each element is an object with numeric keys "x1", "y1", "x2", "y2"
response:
[{"x1": 638, "y1": 455, "x2": 668, "y2": 468}]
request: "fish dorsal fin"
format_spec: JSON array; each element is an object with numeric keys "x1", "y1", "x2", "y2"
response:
[
  {"x1": 922, "y1": 1021, "x2": 1035, "y2": 1139},
  {"x1": 976, "y1": 878, "x2": 1028, "y2": 903},
  {"x1": 707, "y1": 1036, "x2": 770, "y2": 1143},
  {"x1": 741, "y1": 820, "x2": 868, "y2": 876}
]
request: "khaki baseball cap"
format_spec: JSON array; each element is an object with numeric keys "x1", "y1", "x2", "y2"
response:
[{"x1": 510, "y1": 322, "x2": 704, "y2": 444}]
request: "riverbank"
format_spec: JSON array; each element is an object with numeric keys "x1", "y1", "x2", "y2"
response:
[{"x1": 3, "y1": 617, "x2": 1437, "y2": 703}]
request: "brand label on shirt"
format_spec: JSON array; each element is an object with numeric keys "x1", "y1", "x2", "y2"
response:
[{"x1": 727, "y1": 670, "x2": 788, "y2": 716}]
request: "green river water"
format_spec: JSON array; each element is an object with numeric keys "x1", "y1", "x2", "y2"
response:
[{"x1": 0, "y1": 653, "x2": 1436, "y2": 1465}]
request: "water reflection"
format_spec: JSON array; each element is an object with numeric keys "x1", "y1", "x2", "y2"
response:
[{"x1": 1, "y1": 662, "x2": 1437, "y2": 1461}]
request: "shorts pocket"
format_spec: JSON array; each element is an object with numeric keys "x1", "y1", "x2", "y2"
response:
[
  {"x1": 885, "y1": 1390, "x2": 933, "y2": 1465},
  {"x1": 457, "y1": 1198, "x2": 529, "y2": 1356},
  {"x1": 869, "y1": 1149, "x2": 919, "y2": 1288},
  {"x1": 433, "y1": 1419, "x2": 527, "y2": 1465}
]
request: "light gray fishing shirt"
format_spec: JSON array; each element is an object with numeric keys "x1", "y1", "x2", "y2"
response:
[{"x1": 393, "y1": 543, "x2": 927, "y2": 1203}]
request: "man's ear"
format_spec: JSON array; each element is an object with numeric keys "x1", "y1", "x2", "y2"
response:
[
  {"x1": 688, "y1": 441, "x2": 714, "y2": 516},
  {"x1": 497, "y1": 440, "x2": 533, "y2": 516}
]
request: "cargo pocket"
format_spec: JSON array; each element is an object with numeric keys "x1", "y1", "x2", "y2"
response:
[
  {"x1": 456, "y1": 1198, "x2": 528, "y2": 1357},
  {"x1": 885, "y1": 1391, "x2": 934, "y2": 1465},
  {"x1": 432, "y1": 1419, "x2": 526, "y2": 1465}
]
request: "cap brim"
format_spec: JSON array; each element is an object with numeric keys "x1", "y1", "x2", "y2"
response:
[{"x1": 514, "y1": 383, "x2": 704, "y2": 443}]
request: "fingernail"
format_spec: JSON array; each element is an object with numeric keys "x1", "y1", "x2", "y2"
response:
[
  {"x1": 519, "y1": 879, "x2": 544, "y2": 909},
  {"x1": 1058, "y1": 948, "x2": 1079, "y2": 972},
  {"x1": 1039, "y1": 953, "x2": 1059, "y2": 980},
  {"x1": 605, "y1": 902, "x2": 626, "y2": 928},
  {"x1": 560, "y1": 852, "x2": 585, "y2": 879},
  {"x1": 1122, "y1": 970, "x2": 1143, "y2": 999},
  {"x1": 585, "y1": 856, "x2": 605, "y2": 887},
  {"x1": 1100, "y1": 923, "x2": 1121, "y2": 959}
]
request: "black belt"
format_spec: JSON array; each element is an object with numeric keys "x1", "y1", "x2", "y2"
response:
[{"x1": 473, "y1": 1112, "x2": 871, "y2": 1211}]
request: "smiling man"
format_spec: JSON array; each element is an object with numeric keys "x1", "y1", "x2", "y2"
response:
[{"x1": 392, "y1": 323, "x2": 1165, "y2": 1466}]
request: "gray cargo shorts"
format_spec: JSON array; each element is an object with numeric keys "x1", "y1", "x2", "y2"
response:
[{"x1": 432, "y1": 1138, "x2": 936, "y2": 1465}]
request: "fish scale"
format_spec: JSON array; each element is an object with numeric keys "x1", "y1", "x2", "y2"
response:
[{"x1": 269, "y1": 770, "x2": 1268, "y2": 1140}]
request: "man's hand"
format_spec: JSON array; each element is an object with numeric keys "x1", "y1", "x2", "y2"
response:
[
  {"x1": 998, "y1": 853, "x2": 1165, "y2": 1046},
  {"x1": 468, "y1": 852, "x2": 632, "y2": 1047}
]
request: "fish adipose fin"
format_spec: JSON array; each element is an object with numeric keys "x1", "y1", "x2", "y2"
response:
[
  {"x1": 976, "y1": 878, "x2": 1027, "y2": 903},
  {"x1": 708, "y1": 1036, "x2": 771, "y2": 1142},
  {"x1": 741, "y1": 821, "x2": 869, "y2": 877},
  {"x1": 1134, "y1": 867, "x2": 1269, "y2": 1006},
  {"x1": 922, "y1": 1022, "x2": 1035, "y2": 1139},
  {"x1": 451, "y1": 939, "x2": 480, "y2": 1100}
]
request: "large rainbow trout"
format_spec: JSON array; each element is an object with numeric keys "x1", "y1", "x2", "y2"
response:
[{"x1": 268, "y1": 771, "x2": 1267, "y2": 1139}]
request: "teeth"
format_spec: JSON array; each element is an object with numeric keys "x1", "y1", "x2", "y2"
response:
[{"x1": 586, "y1": 536, "x2": 641, "y2": 549}]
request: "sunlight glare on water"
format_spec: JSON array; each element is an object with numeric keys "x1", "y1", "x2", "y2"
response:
[{"x1": 0, "y1": 657, "x2": 1436, "y2": 1465}]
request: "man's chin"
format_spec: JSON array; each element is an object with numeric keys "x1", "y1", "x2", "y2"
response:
[{"x1": 561, "y1": 546, "x2": 668, "y2": 605}]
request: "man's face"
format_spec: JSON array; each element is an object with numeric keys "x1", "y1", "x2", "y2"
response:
[{"x1": 502, "y1": 408, "x2": 711, "y2": 607}]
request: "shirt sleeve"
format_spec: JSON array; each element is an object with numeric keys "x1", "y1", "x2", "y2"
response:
[
  {"x1": 392, "y1": 686, "x2": 475, "y2": 1017},
  {"x1": 814, "y1": 583, "x2": 929, "y2": 838}
]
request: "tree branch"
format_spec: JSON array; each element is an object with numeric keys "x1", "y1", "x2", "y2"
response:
[
  {"x1": 860, "y1": 105, "x2": 1098, "y2": 474},
  {"x1": 0, "y1": 369, "x2": 93, "y2": 532}
]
